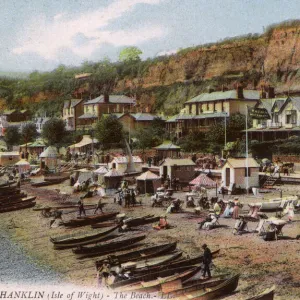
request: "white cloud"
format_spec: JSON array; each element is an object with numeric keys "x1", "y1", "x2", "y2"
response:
[{"x1": 12, "y1": 0, "x2": 165, "y2": 61}]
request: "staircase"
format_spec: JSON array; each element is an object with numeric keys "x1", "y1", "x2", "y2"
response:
[{"x1": 261, "y1": 175, "x2": 279, "y2": 188}]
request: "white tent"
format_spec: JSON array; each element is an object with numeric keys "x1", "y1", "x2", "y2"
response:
[
  {"x1": 94, "y1": 166, "x2": 108, "y2": 184},
  {"x1": 69, "y1": 135, "x2": 98, "y2": 153},
  {"x1": 15, "y1": 159, "x2": 30, "y2": 174}
]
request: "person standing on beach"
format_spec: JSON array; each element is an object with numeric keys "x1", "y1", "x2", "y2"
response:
[
  {"x1": 78, "y1": 197, "x2": 86, "y2": 217},
  {"x1": 202, "y1": 244, "x2": 212, "y2": 278},
  {"x1": 94, "y1": 198, "x2": 104, "y2": 214}
]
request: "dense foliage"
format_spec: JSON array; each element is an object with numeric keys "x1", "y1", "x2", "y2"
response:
[
  {"x1": 94, "y1": 115, "x2": 124, "y2": 150},
  {"x1": 4, "y1": 127, "x2": 20, "y2": 149},
  {"x1": 21, "y1": 123, "x2": 38, "y2": 146},
  {"x1": 41, "y1": 118, "x2": 67, "y2": 146}
]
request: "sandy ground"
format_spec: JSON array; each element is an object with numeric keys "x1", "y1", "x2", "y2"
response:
[{"x1": 0, "y1": 177, "x2": 299, "y2": 299}]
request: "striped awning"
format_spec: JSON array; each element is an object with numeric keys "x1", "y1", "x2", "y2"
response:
[{"x1": 189, "y1": 174, "x2": 216, "y2": 187}]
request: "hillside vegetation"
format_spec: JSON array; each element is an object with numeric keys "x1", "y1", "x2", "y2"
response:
[{"x1": 2, "y1": 20, "x2": 300, "y2": 116}]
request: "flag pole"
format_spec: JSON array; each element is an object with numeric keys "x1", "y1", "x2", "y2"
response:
[{"x1": 246, "y1": 105, "x2": 249, "y2": 195}]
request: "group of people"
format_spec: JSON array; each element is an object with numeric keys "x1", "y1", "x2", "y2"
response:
[
  {"x1": 115, "y1": 188, "x2": 138, "y2": 208},
  {"x1": 213, "y1": 197, "x2": 241, "y2": 219},
  {"x1": 77, "y1": 197, "x2": 104, "y2": 217}
]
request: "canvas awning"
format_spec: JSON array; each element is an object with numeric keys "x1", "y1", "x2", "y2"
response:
[
  {"x1": 69, "y1": 135, "x2": 98, "y2": 149},
  {"x1": 104, "y1": 169, "x2": 123, "y2": 177},
  {"x1": 15, "y1": 159, "x2": 30, "y2": 166},
  {"x1": 136, "y1": 171, "x2": 159, "y2": 181},
  {"x1": 94, "y1": 166, "x2": 108, "y2": 174},
  {"x1": 189, "y1": 174, "x2": 216, "y2": 187}
]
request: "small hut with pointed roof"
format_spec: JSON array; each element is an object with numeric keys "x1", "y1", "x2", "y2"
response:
[
  {"x1": 104, "y1": 169, "x2": 123, "y2": 189},
  {"x1": 136, "y1": 170, "x2": 161, "y2": 194}
]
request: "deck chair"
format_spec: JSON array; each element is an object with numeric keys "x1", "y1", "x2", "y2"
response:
[{"x1": 255, "y1": 219, "x2": 266, "y2": 235}]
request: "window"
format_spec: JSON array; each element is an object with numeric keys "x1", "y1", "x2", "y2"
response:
[
  {"x1": 286, "y1": 110, "x2": 297, "y2": 124},
  {"x1": 274, "y1": 113, "x2": 279, "y2": 123},
  {"x1": 244, "y1": 168, "x2": 251, "y2": 177}
]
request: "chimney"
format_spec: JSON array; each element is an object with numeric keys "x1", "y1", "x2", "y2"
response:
[
  {"x1": 104, "y1": 94, "x2": 109, "y2": 103},
  {"x1": 267, "y1": 85, "x2": 275, "y2": 99},
  {"x1": 260, "y1": 85, "x2": 266, "y2": 99},
  {"x1": 236, "y1": 85, "x2": 243, "y2": 99}
]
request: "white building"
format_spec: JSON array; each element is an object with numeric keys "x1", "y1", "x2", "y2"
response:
[
  {"x1": 221, "y1": 158, "x2": 260, "y2": 190},
  {"x1": 109, "y1": 156, "x2": 143, "y2": 173}
]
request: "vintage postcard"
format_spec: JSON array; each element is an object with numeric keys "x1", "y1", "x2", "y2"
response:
[{"x1": 0, "y1": 1, "x2": 299, "y2": 299}]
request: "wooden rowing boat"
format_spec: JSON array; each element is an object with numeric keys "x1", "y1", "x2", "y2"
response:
[
  {"x1": 91, "y1": 221, "x2": 117, "y2": 229},
  {"x1": 123, "y1": 216, "x2": 160, "y2": 227},
  {"x1": 169, "y1": 274, "x2": 240, "y2": 300},
  {"x1": 0, "y1": 192, "x2": 27, "y2": 203},
  {"x1": 0, "y1": 201, "x2": 36, "y2": 213},
  {"x1": 118, "y1": 252, "x2": 183, "y2": 273},
  {"x1": 0, "y1": 196, "x2": 36, "y2": 207},
  {"x1": 73, "y1": 235, "x2": 146, "y2": 258},
  {"x1": 160, "y1": 277, "x2": 227, "y2": 297},
  {"x1": 111, "y1": 265, "x2": 201, "y2": 291},
  {"x1": 95, "y1": 242, "x2": 177, "y2": 268},
  {"x1": 0, "y1": 180, "x2": 16, "y2": 188},
  {"x1": 246, "y1": 285, "x2": 275, "y2": 300},
  {"x1": 31, "y1": 179, "x2": 66, "y2": 187},
  {"x1": 63, "y1": 212, "x2": 119, "y2": 227},
  {"x1": 133, "y1": 249, "x2": 220, "y2": 275},
  {"x1": 51, "y1": 225, "x2": 120, "y2": 249}
]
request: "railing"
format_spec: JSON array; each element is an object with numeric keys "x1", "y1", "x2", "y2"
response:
[{"x1": 268, "y1": 122, "x2": 282, "y2": 129}]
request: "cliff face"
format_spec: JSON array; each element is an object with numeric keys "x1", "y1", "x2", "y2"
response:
[{"x1": 115, "y1": 25, "x2": 300, "y2": 114}]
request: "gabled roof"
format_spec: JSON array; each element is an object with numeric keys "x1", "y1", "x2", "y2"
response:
[
  {"x1": 84, "y1": 95, "x2": 135, "y2": 105},
  {"x1": 112, "y1": 156, "x2": 143, "y2": 164},
  {"x1": 255, "y1": 99, "x2": 273, "y2": 115},
  {"x1": 40, "y1": 146, "x2": 58, "y2": 158},
  {"x1": 70, "y1": 99, "x2": 82, "y2": 108},
  {"x1": 189, "y1": 174, "x2": 216, "y2": 187},
  {"x1": 104, "y1": 169, "x2": 123, "y2": 177},
  {"x1": 185, "y1": 89, "x2": 260, "y2": 104},
  {"x1": 154, "y1": 141, "x2": 181, "y2": 150},
  {"x1": 271, "y1": 98, "x2": 286, "y2": 113},
  {"x1": 160, "y1": 158, "x2": 195, "y2": 166},
  {"x1": 94, "y1": 166, "x2": 108, "y2": 174},
  {"x1": 278, "y1": 96, "x2": 300, "y2": 113},
  {"x1": 224, "y1": 158, "x2": 259, "y2": 168}
]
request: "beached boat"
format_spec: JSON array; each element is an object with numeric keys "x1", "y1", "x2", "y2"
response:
[
  {"x1": 51, "y1": 225, "x2": 120, "y2": 249},
  {"x1": 31, "y1": 179, "x2": 66, "y2": 187},
  {"x1": 95, "y1": 242, "x2": 177, "y2": 268},
  {"x1": 123, "y1": 215, "x2": 160, "y2": 227},
  {"x1": 0, "y1": 200, "x2": 36, "y2": 213},
  {"x1": 168, "y1": 274, "x2": 239, "y2": 300},
  {"x1": 73, "y1": 235, "x2": 146, "y2": 258},
  {"x1": 0, "y1": 184, "x2": 20, "y2": 194},
  {"x1": 117, "y1": 252, "x2": 183, "y2": 273},
  {"x1": 111, "y1": 265, "x2": 201, "y2": 291},
  {"x1": 0, "y1": 196, "x2": 36, "y2": 207},
  {"x1": 0, "y1": 192, "x2": 27, "y2": 203},
  {"x1": 91, "y1": 221, "x2": 117, "y2": 229},
  {"x1": 160, "y1": 277, "x2": 228, "y2": 297},
  {"x1": 246, "y1": 285, "x2": 275, "y2": 300},
  {"x1": 63, "y1": 212, "x2": 119, "y2": 227},
  {"x1": 132, "y1": 249, "x2": 220, "y2": 275}
]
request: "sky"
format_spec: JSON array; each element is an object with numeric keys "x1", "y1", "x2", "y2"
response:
[{"x1": 2, "y1": 0, "x2": 300, "y2": 72}]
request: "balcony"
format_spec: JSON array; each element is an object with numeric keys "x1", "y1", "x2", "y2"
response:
[
  {"x1": 285, "y1": 123, "x2": 294, "y2": 129},
  {"x1": 256, "y1": 124, "x2": 267, "y2": 129},
  {"x1": 268, "y1": 122, "x2": 282, "y2": 129}
]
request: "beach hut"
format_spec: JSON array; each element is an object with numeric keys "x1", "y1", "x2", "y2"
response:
[
  {"x1": 136, "y1": 171, "x2": 160, "y2": 194},
  {"x1": 109, "y1": 156, "x2": 143, "y2": 173},
  {"x1": 104, "y1": 169, "x2": 123, "y2": 189},
  {"x1": 221, "y1": 158, "x2": 260, "y2": 191},
  {"x1": 0, "y1": 151, "x2": 20, "y2": 166},
  {"x1": 154, "y1": 141, "x2": 181, "y2": 160},
  {"x1": 39, "y1": 146, "x2": 58, "y2": 171},
  {"x1": 94, "y1": 166, "x2": 108, "y2": 185},
  {"x1": 15, "y1": 159, "x2": 31, "y2": 175}
]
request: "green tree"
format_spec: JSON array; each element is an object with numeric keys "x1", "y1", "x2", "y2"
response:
[
  {"x1": 21, "y1": 122, "x2": 38, "y2": 152},
  {"x1": 42, "y1": 118, "x2": 67, "y2": 146},
  {"x1": 4, "y1": 127, "x2": 21, "y2": 149},
  {"x1": 119, "y1": 46, "x2": 142, "y2": 62},
  {"x1": 95, "y1": 115, "x2": 124, "y2": 150},
  {"x1": 134, "y1": 128, "x2": 161, "y2": 151},
  {"x1": 151, "y1": 117, "x2": 166, "y2": 137}
]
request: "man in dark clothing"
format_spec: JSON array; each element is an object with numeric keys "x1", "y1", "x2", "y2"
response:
[
  {"x1": 78, "y1": 198, "x2": 86, "y2": 217},
  {"x1": 94, "y1": 198, "x2": 104, "y2": 214},
  {"x1": 202, "y1": 244, "x2": 212, "y2": 278}
]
